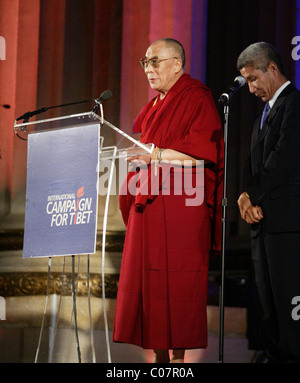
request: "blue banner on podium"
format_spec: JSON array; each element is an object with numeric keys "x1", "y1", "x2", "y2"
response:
[{"x1": 23, "y1": 124, "x2": 100, "y2": 258}]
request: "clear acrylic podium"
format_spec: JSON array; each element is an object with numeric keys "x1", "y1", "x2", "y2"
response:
[{"x1": 14, "y1": 111, "x2": 154, "y2": 363}]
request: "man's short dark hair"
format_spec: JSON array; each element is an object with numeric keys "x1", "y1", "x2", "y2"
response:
[
  {"x1": 237, "y1": 42, "x2": 285, "y2": 75},
  {"x1": 155, "y1": 37, "x2": 186, "y2": 69}
]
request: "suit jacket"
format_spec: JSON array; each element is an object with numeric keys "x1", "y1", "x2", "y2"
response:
[{"x1": 243, "y1": 83, "x2": 300, "y2": 233}]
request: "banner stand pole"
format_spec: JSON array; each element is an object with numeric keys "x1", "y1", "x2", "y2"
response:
[
  {"x1": 87, "y1": 254, "x2": 96, "y2": 362},
  {"x1": 35, "y1": 257, "x2": 52, "y2": 363},
  {"x1": 100, "y1": 146, "x2": 117, "y2": 363},
  {"x1": 48, "y1": 256, "x2": 66, "y2": 362},
  {"x1": 71, "y1": 255, "x2": 81, "y2": 363}
]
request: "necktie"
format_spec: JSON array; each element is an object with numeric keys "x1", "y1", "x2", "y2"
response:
[{"x1": 260, "y1": 102, "x2": 270, "y2": 130}]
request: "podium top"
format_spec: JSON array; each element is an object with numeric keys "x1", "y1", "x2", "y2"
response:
[
  {"x1": 14, "y1": 111, "x2": 154, "y2": 155},
  {"x1": 14, "y1": 111, "x2": 101, "y2": 136}
]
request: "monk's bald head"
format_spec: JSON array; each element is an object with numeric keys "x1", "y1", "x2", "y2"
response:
[{"x1": 150, "y1": 38, "x2": 185, "y2": 69}]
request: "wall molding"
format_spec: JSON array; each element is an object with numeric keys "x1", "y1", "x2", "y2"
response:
[{"x1": 0, "y1": 272, "x2": 119, "y2": 298}]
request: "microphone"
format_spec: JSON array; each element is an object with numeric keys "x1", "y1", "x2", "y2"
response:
[
  {"x1": 93, "y1": 90, "x2": 113, "y2": 113},
  {"x1": 218, "y1": 76, "x2": 246, "y2": 104},
  {"x1": 15, "y1": 90, "x2": 113, "y2": 122},
  {"x1": 97, "y1": 90, "x2": 113, "y2": 102}
]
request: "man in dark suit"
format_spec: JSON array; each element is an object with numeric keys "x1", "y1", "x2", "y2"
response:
[{"x1": 237, "y1": 42, "x2": 300, "y2": 363}]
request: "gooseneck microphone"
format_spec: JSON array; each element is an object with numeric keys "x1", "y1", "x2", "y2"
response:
[
  {"x1": 16, "y1": 107, "x2": 48, "y2": 121},
  {"x1": 15, "y1": 90, "x2": 113, "y2": 122},
  {"x1": 96, "y1": 90, "x2": 113, "y2": 102},
  {"x1": 93, "y1": 90, "x2": 113, "y2": 113},
  {"x1": 218, "y1": 76, "x2": 246, "y2": 104}
]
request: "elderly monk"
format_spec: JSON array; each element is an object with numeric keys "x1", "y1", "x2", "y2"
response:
[{"x1": 113, "y1": 38, "x2": 224, "y2": 363}]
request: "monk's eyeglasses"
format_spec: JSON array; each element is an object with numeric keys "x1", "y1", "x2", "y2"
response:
[{"x1": 139, "y1": 56, "x2": 178, "y2": 69}]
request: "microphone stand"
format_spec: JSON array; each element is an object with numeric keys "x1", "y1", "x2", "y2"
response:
[
  {"x1": 218, "y1": 102, "x2": 229, "y2": 363},
  {"x1": 16, "y1": 98, "x2": 95, "y2": 123},
  {"x1": 217, "y1": 78, "x2": 245, "y2": 363},
  {"x1": 15, "y1": 90, "x2": 113, "y2": 131},
  {"x1": 92, "y1": 100, "x2": 104, "y2": 125}
]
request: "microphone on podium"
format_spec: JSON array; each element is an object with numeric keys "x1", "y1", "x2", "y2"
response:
[
  {"x1": 15, "y1": 90, "x2": 113, "y2": 122},
  {"x1": 93, "y1": 90, "x2": 113, "y2": 113}
]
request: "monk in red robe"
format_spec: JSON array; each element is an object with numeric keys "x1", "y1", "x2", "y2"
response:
[{"x1": 113, "y1": 38, "x2": 224, "y2": 363}]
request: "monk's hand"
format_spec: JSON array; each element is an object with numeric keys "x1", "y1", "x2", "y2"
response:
[{"x1": 126, "y1": 154, "x2": 153, "y2": 167}]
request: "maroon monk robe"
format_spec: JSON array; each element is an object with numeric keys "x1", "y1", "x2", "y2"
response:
[{"x1": 113, "y1": 73, "x2": 224, "y2": 350}]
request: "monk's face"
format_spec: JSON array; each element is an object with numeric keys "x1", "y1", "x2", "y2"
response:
[{"x1": 143, "y1": 41, "x2": 183, "y2": 96}]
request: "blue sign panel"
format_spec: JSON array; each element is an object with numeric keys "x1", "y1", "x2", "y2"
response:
[{"x1": 23, "y1": 124, "x2": 99, "y2": 258}]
